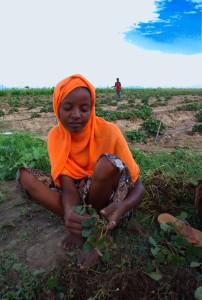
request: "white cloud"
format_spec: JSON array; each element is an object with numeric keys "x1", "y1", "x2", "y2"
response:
[
  {"x1": 184, "y1": 10, "x2": 197, "y2": 13},
  {"x1": 187, "y1": 0, "x2": 202, "y2": 8},
  {"x1": 0, "y1": 0, "x2": 201, "y2": 88}
]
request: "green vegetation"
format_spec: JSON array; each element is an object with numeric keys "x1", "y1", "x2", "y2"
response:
[
  {"x1": 125, "y1": 130, "x2": 147, "y2": 143},
  {"x1": 31, "y1": 112, "x2": 41, "y2": 118},
  {"x1": 0, "y1": 133, "x2": 50, "y2": 180},
  {"x1": 193, "y1": 124, "x2": 202, "y2": 133},
  {"x1": 0, "y1": 87, "x2": 202, "y2": 299},
  {"x1": 0, "y1": 135, "x2": 201, "y2": 298},
  {"x1": 0, "y1": 87, "x2": 54, "y2": 97},
  {"x1": 195, "y1": 110, "x2": 202, "y2": 122},
  {"x1": 74, "y1": 204, "x2": 113, "y2": 261},
  {"x1": 141, "y1": 119, "x2": 167, "y2": 136},
  {"x1": 172, "y1": 103, "x2": 202, "y2": 112},
  {"x1": 96, "y1": 106, "x2": 152, "y2": 121},
  {"x1": 150, "y1": 100, "x2": 168, "y2": 107}
]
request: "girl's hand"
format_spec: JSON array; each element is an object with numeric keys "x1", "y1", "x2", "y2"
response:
[
  {"x1": 100, "y1": 202, "x2": 126, "y2": 230},
  {"x1": 64, "y1": 208, "x2": 90, "y2": 235}
]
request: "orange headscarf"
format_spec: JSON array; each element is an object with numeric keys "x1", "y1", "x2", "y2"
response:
[{"x1": 48, "y1": 74, "x2": 140, "y2": 186}]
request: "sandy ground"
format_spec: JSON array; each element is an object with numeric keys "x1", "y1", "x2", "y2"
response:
[{"x1": 0, "y1": 92, "x2": 201, "y2": 273}]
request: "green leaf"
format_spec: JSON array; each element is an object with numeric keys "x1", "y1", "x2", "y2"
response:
[
  {"x1": 167, "y1": 254, "x2": 186, "y2": 265},
  {"x1": 88, "y1": 207, "x2": 98, "y2": 216},
  {"x1": 47, "y1": 275, "x2": 58, "y2": 289},
  {"x1": 33, "y1": 148, "x2": 41, "y2": 160},
  {"x1": 96, "y1": 240, "x2": 106, "y2": 250},
  {"x1": 74, "y1": 205, "x2": 86, "y2": 215},
  {"x1": 83, "y1": 241, "x2": 93, "y2": 252},
  {"x1": 92, "y1": 225, "x2": 99, "y2": 232},
  {"x1": 195, "y1": 286, "x2": 202, "y2": 300},
  {"x1": 147, "y1": 272, "x2": 162, "y2": 281},
  {"x1": 97, "y1": 235, "x2": 110, "y2": 243},
  {"x1": 151, "y1": 247, "x2": 160, "y2": 257},
  {"x1": 190, "y1": 262, "x2": 202, "y2": 268},
  {"x1": 82, "y1": 217, "x2": 97, "y2": 227},
  {"x1": 12, "y1": 263, "x2": 23, "y2": 270},
  {"x1": 177, "y1": 211, "x2": 188, "y2": 220},
  {"x1": 102, "y1": 249, "x2": 111, "y2": 262},
  {"x1": 87, "y1": 235, "x2": 97, "y2": 243},
  {"x1": 148, "y1": 236, "x2": 158, "y2": 247},
  {"x1": 82, "y1": 229, "x2": 92, "y2": 238},
  {"x1": 160, "y1": 223, "x2": 171, "y2": 232}
]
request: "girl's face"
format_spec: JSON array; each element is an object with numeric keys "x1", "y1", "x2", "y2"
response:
[{"x1": 59, "y1": 87, "x2": 92, "y2": 132}]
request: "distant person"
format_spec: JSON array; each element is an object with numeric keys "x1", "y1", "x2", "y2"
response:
[
  {"x1": 113, "y1": 78, "x2": 121, "y2": 98},
  {"x1": 16, "y1": 74, "x2": 145, "y2": 269}
]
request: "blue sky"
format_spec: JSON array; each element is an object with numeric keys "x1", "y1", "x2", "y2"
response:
[
  {"x1": 0, "y1": 0, "x2": 201, "y2": 88},
  {"x1": 125, "y1": 0, "x2": 201, "y2": 55}
]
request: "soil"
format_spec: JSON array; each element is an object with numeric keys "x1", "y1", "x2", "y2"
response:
[
  {"x1": 1, "y1": 94, "x2": 202, "y2": 152},
  {"x1": 0, "y1": 92, "x2": 202, "y2": 299}
]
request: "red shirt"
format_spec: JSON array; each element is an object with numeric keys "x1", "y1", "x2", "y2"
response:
[{"x1": 115, "y1": 81, "x2": 121, "y2": 90}]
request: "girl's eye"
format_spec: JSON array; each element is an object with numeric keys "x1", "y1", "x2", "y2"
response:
[
  {"x1": 81, "y1": 106, "x2": 90, "y2": 112},
  {"x1": 63, "y1": 106, "x2": 71, "y2": 111}
]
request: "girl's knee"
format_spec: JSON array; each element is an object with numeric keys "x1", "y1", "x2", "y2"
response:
[
  {"x1": 94, "y1": 155, "x2": 120, "y2": 181},
  {"x1": 18, "y1": 167, "x2": 29, "y2": 178},
  {"x1": 18, "y1": 167, "x2": 33, "y2": 186}
]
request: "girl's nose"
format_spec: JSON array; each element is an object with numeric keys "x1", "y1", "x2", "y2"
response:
[{"x1": 71, "y1": 109, "x2": 81, "y2": 118}]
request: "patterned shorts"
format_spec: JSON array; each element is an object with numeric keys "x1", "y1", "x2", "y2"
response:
[{"x1": 16, "y1": 154, "x2": 134, "y2": 227}]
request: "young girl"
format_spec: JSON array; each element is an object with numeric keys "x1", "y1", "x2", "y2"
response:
[{"x1": 17, "y1": 74, "x2": 145, "y2": 269}]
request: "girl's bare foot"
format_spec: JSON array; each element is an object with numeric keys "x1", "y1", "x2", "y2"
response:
[
  {"x1": 58, "y1": 232, "x2": 84, "y2": 250},
  {"x1": 77, "y1": 248, "x2": 99, "y2": 269}
]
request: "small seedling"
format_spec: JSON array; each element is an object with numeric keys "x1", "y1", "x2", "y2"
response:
[{"x1": 73, "y1": 204, "x2": 114, "y2": 261}]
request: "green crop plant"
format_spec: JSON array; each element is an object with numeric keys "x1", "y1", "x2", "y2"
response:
[
  {"x1": 0, "y1": 90, "x2": 6, "y2": 97},
  {"x1": 150, "y1": 101, "x2": 168, "y2": 107},
  {"x1": 140, "y1": 119, "x2": 167, "y2": 137},
  {"x1": 182, "y1": 98, "x2": 194, "y2": 104},
  {"x1": 117, "y1": 104, "x2": 129, "y2": 110},
  {"x1": 99, "y1": 98, "x2": 117, "y2": 106},
  {"x1": 96, "y1": 106, "x2": 152, "y2": 121},
  {"x1": 26, "y1": 103, "x2": 39, "y2": 109},
  {"x1": 40, "y1": 106, "x2": 54, "y2": 113},
  {"x1": 192, "y1": 124, "x2": 202, "y2": 133},
  {"x1": 141, "y1": 96, "x2": 150, "y2": 105},
  {"x1": 8, "y1": 99, "x2": 20, "y2": 107},
  {"x1": 0, "y1": 109, "x2": 4, "y2": 116},
  {"x1": 128, "y1": 99, "x2": 135, "y2": 104},
  {"x1": 10, "y1": 89, "x2": 21, "y2": 96},
  {"x1": 74, "y1": 204, "x2": 113, "y2": 261},
  {"x1": 31, "y1": 112, "x2": 41, "y2": 118},
  {"x1": 125, "y1": 130, "x2": 147, "y2": 143},
  {"x1": 8, "y1": 107, "x2": 19, "y2": 114},
  {"x1": 0, "y1": 133, "x2": 50, "y2": 180},
  {"x1": 174, "y1": 103, "x2": 202, "y2": 111},
  {"x1": 195, "y1": 110, "x2": 202, "y2": 122},
  {"x1": 145, "y1": 213, "x2": 202, "y2": 281}
]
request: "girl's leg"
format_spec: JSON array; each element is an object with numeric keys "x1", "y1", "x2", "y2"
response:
[
  {"x1": 86, "y1": 155, "x2": 121, "y2": 212},
  {"x1": 77, "y1": 155, "x2": 122, "y2": 269},
  {"x1": 18, "y1": 167, "x2": 64, "y2": 218},
  {"x1": 18, "y1": 167, "x2": 84, "y2": 250}
]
